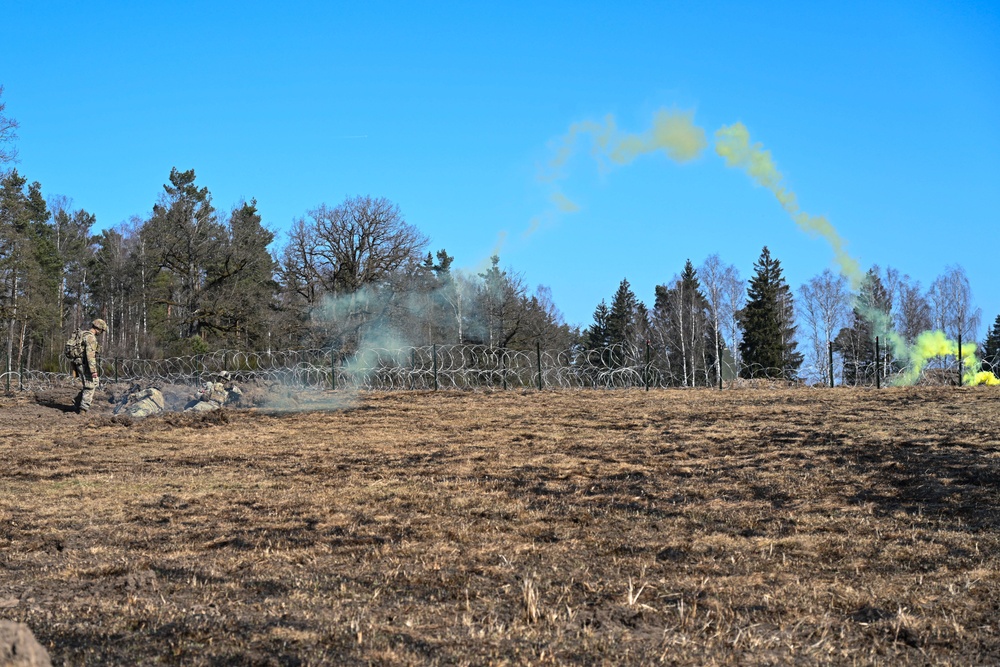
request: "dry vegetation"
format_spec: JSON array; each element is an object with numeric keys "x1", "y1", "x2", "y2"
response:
[{"x1": 2, "y1": 385, "x2": 999, "y2": 665}]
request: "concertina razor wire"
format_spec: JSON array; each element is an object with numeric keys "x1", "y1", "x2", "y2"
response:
[{"x1": 2, "y1": 343, "x2": 995, "y2": 393}]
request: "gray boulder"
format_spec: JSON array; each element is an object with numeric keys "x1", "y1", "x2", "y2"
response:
[{"x1": 0, "y1": 621, "x2": 51, "y2": 667}]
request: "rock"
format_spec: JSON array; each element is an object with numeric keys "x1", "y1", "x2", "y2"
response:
[{"x1": 0, "y1": 621, "x2": 51, "y2": 667}]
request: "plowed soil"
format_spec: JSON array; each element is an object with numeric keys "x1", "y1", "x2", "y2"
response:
[{"x1": 2, "y1": 386, "x2": 999, "y2": 665}]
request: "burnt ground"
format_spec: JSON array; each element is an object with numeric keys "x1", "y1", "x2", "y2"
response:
[{"x1": 1, "y1": 385, "x2": 999, "y2": 665}]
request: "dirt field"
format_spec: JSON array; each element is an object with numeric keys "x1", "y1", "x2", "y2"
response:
[{"x1": 2, "y1": 385, "x2": 999, "y2": 665}]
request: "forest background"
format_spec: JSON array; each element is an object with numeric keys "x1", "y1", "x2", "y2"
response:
[
  {"x1": 1, "y1": 2, "x2": 998, "y2": 385},
  {"x1": 2, "y1": 85, "x2": 998, "y2": 386}
]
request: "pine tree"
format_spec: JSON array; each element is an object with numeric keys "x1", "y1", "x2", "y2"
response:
[
  {"x1": 739, "y1": 246, "x2": 802, "y2": 379},
  {"x1": 215, "y1": 200, "x2": 277, "y2": 349},
  {"x1": 0, "y1": 170, "x2": 59, "y2": 371},
  {"x1": 142, "y1": 167, "x2": 226, "y2": 351}
]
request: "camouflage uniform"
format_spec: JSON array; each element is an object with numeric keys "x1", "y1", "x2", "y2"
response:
[
  {"x1": 126, "y1": 388, "x2": 165, "y2": 419},
  {"x1": 73, "y1": 319, "x2": 106, "y2": 413},
  {"x1": 184, "y1": 381, "x2": 228, "y2": 412},
  {"x1": 184, "y1": 371, "x2": 243, "y2": 412}
]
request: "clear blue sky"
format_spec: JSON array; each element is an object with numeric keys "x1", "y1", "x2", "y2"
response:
[{"x1": 4, "y1": 1, "x2": 998, "y2": 334}]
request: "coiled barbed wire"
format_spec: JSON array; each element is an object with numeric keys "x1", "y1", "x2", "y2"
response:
[{"x1": 1, "y1": 344, "x2": 994, "y2": 393}]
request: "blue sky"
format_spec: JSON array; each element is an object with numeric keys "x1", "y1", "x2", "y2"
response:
[{"x1": 3, "y1": 1, "x2": 999, "y2": 333}]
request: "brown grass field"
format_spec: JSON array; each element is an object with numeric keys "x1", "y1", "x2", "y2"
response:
[{"x1": 2, "y1": 385, "x2": 999, "y2": 665}]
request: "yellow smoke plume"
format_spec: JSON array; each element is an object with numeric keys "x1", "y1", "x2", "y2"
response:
[
  {"x1": 971, "y1": 371, "x2": 1000, "y2": 386},
  {"x1": 716, "y1": 122, "x2": 999, "y2": 387},
  {"x1": 897, "y1": 330, "x2": 999, "y2": 386},
  {"x1": 715, "y1": 122, "x2": 863, "y2": 290},
  {"x1": 535, "y1": 108, "x2": 707, "y2": 241},
  {"x1": 546, "y1": 108, "x2": 708, "y2": 179},
  {"x1": 550, "y1": 191, "x2": 580, "y2": 213}
]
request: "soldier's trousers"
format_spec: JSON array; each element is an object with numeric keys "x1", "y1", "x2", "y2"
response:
[
  {"x1": 128, "y1": 399, "x2": 162, "y2": 419},
  {"x1": 73, "y1": 361, "x2": 98, "y2": 413},
  {"x1": 184, "y1": 400, "x2": 221, "y2": 413}
]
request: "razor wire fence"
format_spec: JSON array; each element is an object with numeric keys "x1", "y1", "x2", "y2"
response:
[{"x1": 2, "y1": 342, "x2": 996, "y2": 394}]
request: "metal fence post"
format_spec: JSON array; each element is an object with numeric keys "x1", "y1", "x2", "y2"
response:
[
  {"x1": 330, "y1": 350, "x2": 337, "y2": 390},
  {"x1": 645, "y1": 341, "x2": 651, "y2": 391},
  {"x1": 829, "y1": 341, "x2": 834, "y2": 388},
  {"x1": 875, "y1": 336, "x2": 881, "y2": 389},
  {"x1": 958, "y1": 334, "x2": 963, "y2": 386},
  {"x1": 717, "y1": 341, "x2": 723, "y2": 390},
  {"x1": 432, "y1": 344, "x2": 438, "y2": 391},
  {"x1": 536, "y1": 342, "x2": 543, "y2": 391},
  {"x1": 5, "y1": 351, "x2": 9, "y2": 393}
]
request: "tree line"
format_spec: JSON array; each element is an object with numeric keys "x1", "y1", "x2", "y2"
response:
[
  {"x1": 1, "y1": 88, "x2": 997, "y2": 383},
  {"x1": 1, "y1": 165, "x2": 581, "y2": 372},
  {"x1": 585, "y1": 248, "x2": 999, "y2": 385}
]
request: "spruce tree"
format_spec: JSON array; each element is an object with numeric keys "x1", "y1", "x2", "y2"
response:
[
  {"x1": 982, "y1": 313, "x2": 1000, "y2": 372},
  {"x1": 607, "y1": 278, "x2": 643, "y2": 367},
  {"x1": 585, "y1": 301, "x2": 609, "y2": 347},
  {"x1": 834, "y1": 269, "x2": 893, "y2": 385},
  {"x1": 652, "y1": 260, "x2": 715, "y2": 386},
  {"x1": 606, "y1": 279, "x2": 638, "y2": 347},
  {"x1": 739, "y1": 246, "x2": 802, "y2": 379}
]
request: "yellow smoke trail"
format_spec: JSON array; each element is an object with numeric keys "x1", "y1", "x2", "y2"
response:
[
  {"x1": 548, "y1": 109, "x2": 708, "y2": 178},
  {"x1": 536, "y1": 108, "x2": 707, "y2": 242},
  {"x1": 897, "y1": 330, "x2": 998, "y2": 386},
  {"x1": 715, "y1": 123, "x2": 863, "y2": 290},
  {"x1": 551, "y1": 192, "x2": 580, "y2": 213},
  {"x1": 715, "y1": 122, "x2": 998, "y2": 386}
]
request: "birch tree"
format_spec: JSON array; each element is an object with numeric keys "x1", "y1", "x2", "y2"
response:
[{"x1": 798, "y1": 268, "x2": 851, "y2": 383}]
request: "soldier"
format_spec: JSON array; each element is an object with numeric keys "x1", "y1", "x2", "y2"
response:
[
  {"x1": 125, "y1": 388, "x2": 166, "y2": 419},
  {"x1": 70, "y1": 319, "x2": 108, "y2": 414},
  {"x1": 184, "y1": 371, "x2": 241, "y2": 412}
]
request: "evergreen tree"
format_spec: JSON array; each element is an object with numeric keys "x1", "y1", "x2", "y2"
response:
[
  {"x1": 606, "y1": 279, "x2": 638, "y2": 347},
  {"x1": 473, "y1": 255, "x2": 528, "y2": 348},
  {"x1": 739, "y1": 246, "x2": 802, "y2": 379},
  {"x1": 0, "y1": 170, "x2": 59, "y2": 370},
  {"x1": 834, "y1": 268, "x2": 893, "y2": 385},
  {"x1": 142, "y1": 167, "x2": 226, "y2": 351},
  {"x1": 50, "y1": 198, "x2": 96, "y2": 334},
  {"x1": 585, "y1": 300, "x2": 611, "y2": 351},
  {"x1": 606, "y1": 278, "x2": 643, "y2": 367},
  {"x1": 982, "y1": 314, "x2": 1000, "y2": 373},
  {"x1": 214, "y1": 200, "x2": 277, "y2": 349},
  {"x1": 652, "y1": 260, "x2": 715, "y2": 386},
  {"x1": 427, "y1": 249, "x2": 461, "y2": 344}
]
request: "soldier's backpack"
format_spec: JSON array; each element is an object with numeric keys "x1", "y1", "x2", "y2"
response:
[{"x1": 64, "y1": 330, "x2": 86, "y2": 360}]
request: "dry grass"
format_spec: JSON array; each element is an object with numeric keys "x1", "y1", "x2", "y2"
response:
[{"x1": 2, "y1": 386, "x2": 999, "y2": 665}]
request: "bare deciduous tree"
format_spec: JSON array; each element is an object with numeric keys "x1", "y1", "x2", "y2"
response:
[
  {"x1": 718, "y1": 261, "x2": 744, "y2": 368},
  {"x1": 278, "y1": 196, "x2": 428, "y2": 350},
  {"x1": 699, "y1": 254, "x2": 741, "y2": 377},
  {"x1": 799, "y1": 269, "x2": 851, "y2": 382},
  {"x1": 895, "y1": 274, "x2": 932, "y2": 344},
  {"x1": 929, "y1": 265, "x2": 980, "y2": 342},
  {"x1": 306, "y1": 196, "x2": 428, "y2": 294},
  {"x1": 0, "y1": 87, "x2": 18, "y2": 165}
]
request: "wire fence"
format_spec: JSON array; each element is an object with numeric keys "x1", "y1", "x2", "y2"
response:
[{"x1": 2, "y1": 342, "x2": 997, "y2": 393}]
